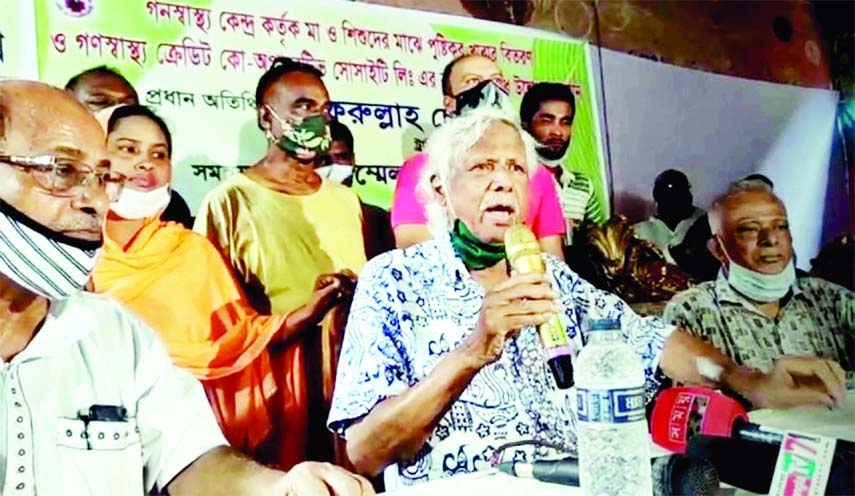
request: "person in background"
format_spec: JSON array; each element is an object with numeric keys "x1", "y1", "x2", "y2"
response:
[
  {"x1": 391, "y1": 54, "x2": 566, "y2": 259},
  {"x1": 327, "y1": 110, "x2": 845, "y2": 489},
  {"x1": 633, "y1": 169, "x2": 704, "y2": 264},
  {"x1": 65, "y1": 65, "x2": 194, "y2": 228},
  {"x1": 320, "y1": 120, "x2": 355, "y2": 186},
  {"x1": 195, "y1": 57, "x2": 366, "y2": 468},
  {"x1": 0, "y1": 80, "x2": 373, "y2": 496},
  {"x1": 664, "y1": 179, "x2": 853, "y2": 373},
  {"x1": 90, "y1": 104, "x2": 336, "y2": 466},
  {"x1": 520, "y1": 82, "x2": 605, "y2": 246},
  {"x1": 320, "y1": 120, "x2": 395, "y2": 260}
]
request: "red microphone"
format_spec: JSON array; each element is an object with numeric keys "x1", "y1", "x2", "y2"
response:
[
  {"x1": 651, "y1": 386, "x2": 855, "y2": 494},
  {"x1": 651, "y1": 386, "x2": 750, "y2": 453}
]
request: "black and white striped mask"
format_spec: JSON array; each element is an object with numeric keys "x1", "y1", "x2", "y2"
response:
[{"x1": 0, "y1": 203, "x2": 100, "y2": 300}]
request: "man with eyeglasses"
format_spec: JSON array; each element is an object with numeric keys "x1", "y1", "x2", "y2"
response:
[{"x1": 0, "y1": 80, "x2": 373, "y2": 495}]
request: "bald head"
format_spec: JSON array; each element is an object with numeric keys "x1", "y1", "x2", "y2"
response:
[
  {"x1": 0, "y1": 80, "x2": 106, "y2": 157},
  {"x1": 0, "y1": 80, "x2": 109, "y2": 242}
]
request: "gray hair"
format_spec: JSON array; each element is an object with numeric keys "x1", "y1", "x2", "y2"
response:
[
  {"x1": 417, "y1": 108, "x2": 539, "y2": 236},
  {"x1": 708, "y1": 179, "x2": 781, "y2": 235}
]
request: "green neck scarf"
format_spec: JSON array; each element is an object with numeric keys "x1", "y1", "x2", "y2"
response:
[{"x1": 450, "y1": 220, "x2": 506, "y2": 270}]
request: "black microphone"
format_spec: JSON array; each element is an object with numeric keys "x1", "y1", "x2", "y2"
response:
[
  {"x1": 496, "y1": 454, "x2": 720, "y2": 495},
  {"x1": 687, "y1": 435, "x2": 855, "y2": 495}
]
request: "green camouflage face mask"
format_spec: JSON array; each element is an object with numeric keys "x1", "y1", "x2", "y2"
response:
[{"x1": 267, "y1": 105, "x2": 332, "y2": 157}]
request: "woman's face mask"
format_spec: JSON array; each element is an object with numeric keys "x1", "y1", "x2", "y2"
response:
[
  {"x1": 265, "y1": 105, "x2": 332, "y2": 159},
  {"x1": 453, "y1": 79, "x2": 513, "y2": 118},
  {"x1": 109, "y1": 184, "x2": 171, "y2": 220}
]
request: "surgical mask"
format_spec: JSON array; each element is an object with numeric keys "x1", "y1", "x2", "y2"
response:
[
  {"x1": 315, "y1": 164, "x2": 354, "y2": 184},
  {"x1": 538, "y1": 148, "x2": 570, "y2": 169},
  {"x1": 109, "y1": 184, "x2": 171, "y2": 220},
  {"x1": 453, "y1": 79, "x2": 513, "y2": 118},
  {"x1": 0, "y1": 201, "x2": 100, "y2": 300},
  {"x1": 720, "y1": 242, "x2": 796, "y2": 302},
  {"x1": 266, "y1": 105, "x2": 331, "y2": 157}
]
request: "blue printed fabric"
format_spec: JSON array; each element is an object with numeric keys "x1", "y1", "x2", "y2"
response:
[{"x1": 327, "y1": 234, "x2": 674, "y2": 488}]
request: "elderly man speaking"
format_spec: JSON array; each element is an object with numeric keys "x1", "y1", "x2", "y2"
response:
[
  {"x1": 327, "y1": 109, "x2": 847, "y2": 489},
  {"x1": 0, "y1": 80, "x2": 373, "y2": 495}
]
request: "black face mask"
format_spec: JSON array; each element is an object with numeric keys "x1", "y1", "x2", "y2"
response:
[{"x1": 452, "y1": 79, "x2": 512, "y2": 117}]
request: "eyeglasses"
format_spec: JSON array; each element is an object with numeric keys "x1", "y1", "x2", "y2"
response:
[{"x1": 0, "y1": 154, "x2": 126, "y2": 202}]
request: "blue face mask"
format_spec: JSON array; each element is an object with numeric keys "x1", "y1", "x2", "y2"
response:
[{"x1": 721, "y1": 242, "x2": 796, "y2": 302}]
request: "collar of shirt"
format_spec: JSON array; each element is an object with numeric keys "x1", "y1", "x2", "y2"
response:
[{"x1": 8, "y1": 293, "x2": 99, "y2": 364}]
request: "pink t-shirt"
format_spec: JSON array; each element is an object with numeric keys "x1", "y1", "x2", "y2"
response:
[{"x1": 390, "y1": 152, "x2": 566, "y2": 239}]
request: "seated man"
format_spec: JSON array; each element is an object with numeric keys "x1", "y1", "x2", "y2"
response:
[
  {"x1": 633, "y1": 169, "x2": 704, "y2": 264},
  {"x1": 0, "y1": 80, "x2": 372, "y2": 495},
  {"x1": 328, "y1": 110, "x2": 845, "y2": 489},
  {"x1": 664, "y1": 179, "x2": 854, "y2": 373},
  {"x1": 391, "y1": 54, "x2": 566, "y2": 259}
]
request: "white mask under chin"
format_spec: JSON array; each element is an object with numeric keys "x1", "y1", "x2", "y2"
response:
[
  {"x1": 110, "y1": 184, "x2": 172, "y2": 220},
  {"x1": 316, "y1": 164, "x2": 354, "y2": 184}
]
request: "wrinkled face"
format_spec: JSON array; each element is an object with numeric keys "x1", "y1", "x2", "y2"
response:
[
  {"x1": 327, "y1": 139, "x2": 354, "y2": 166},
  {"x1": 443, "y1": 122, "x2": 530, "y2": 244},
  {"x1": 258, "y1": 70, "x2": 331, "y2": 162},
  {"x1": 70, "y1": 73, "x2": 138, "y2": 114},
  {"x1": 0, "y1": 83, "x2": 111, "y2": 242},
  {"x1": 443, "y1": 56, "x2": 502, "y2": 115},
  {"x1": 107, "y1": 115, "x2": 171, "y2": 191},
  {"x1": 715, "y1": 191, "x2": 793, "y2": 275},
  {"x1": 528, "y1": 100, "x2": 573, "y2": 160}
]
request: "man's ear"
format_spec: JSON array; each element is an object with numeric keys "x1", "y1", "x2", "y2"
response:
[
  {"x1": 442, "y1": 96, "x2": 456, "y2": 117},
  {"x1": 430, "y1": 174, "x2": 447, "y2": 206},
  {"x1": 257, "y1": 104, "x2": 274, "y2": 133},
  {"x1": 707, "y1": 236, "x2": 727, "y2": 266}
]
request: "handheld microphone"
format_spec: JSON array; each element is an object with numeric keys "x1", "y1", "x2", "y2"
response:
[
  {"x1": 496, "y1": 454, "x2": 720, "y2": 495},
  {"x1": 504, "y1": 223, "x2": 574, "y2": 389},
  {"x1": 652, "y1": 386, "x2": 855, "y2": 494}
]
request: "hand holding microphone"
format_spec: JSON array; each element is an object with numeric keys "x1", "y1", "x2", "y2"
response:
[{"x1": 460, "y1": 271, "x2": 561, "y2": 368}]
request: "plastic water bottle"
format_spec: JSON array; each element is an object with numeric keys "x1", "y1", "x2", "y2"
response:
[{"x1": 575, "y1": 318, "x2": 652, "y2": 496}]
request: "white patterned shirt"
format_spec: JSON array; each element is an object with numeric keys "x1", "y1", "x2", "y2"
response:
[{"x1": 327, "y1": 235, "x2": 674, "y2": 489}]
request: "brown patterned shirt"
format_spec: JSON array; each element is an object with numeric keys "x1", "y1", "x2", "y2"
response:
[{"x1": 664, "y1": 276, "x2": 854, "y2": 372}]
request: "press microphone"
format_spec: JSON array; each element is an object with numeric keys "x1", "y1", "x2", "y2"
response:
[
  {"x1": 651, "y1": 386, "x2": 855, "y2": 453},
  {"x1": 496, "y1": 454, "x2": 720, "y2": 495},
  {"x1": 504, "y1": 223, "x2": 574, "y2": 389},
  {"x1": 651, "y1": 386, "x2": 855, "y2": 494}
]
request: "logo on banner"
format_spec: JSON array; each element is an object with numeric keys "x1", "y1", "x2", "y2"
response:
[
  {"x1": 58, "y1": 0, "x2": 94, "y2": 17},
  {"x1": 577, "y1": 386, "x2": 645, "y2": 423}
]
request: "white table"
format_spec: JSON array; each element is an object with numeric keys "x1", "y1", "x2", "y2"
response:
[{"x1": 381, "y1": 392, "x2": 855, "y2": 495}]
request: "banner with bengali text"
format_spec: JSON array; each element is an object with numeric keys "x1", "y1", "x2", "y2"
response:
[
  {"x1": 0, "y1": 0, "x2": 38, "y2": 80},
  {"x1": 34, "y1": 0, "x2": 607, "y2": 215}
]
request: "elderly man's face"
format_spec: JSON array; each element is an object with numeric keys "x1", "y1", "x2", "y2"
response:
[
  {"x1": 443, "y1": 56, "x2": 502, "y2": 115},
  {"x1": 70, "y1": 73, "x2": 138, "y2": 114},
  {"x1": 716, "y1": 191, "x2": 793, "y2": 275},
  {"x1": 446, "y1": 121, "x2": 529, "y2": 244},
  {"x1": 0, "y1": 82, "x2": 110, "y2": 242}
]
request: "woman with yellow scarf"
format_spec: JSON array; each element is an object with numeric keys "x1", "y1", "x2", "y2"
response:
[{"x1": 90, "y1": 105, "x2": 351, "y2": 468}]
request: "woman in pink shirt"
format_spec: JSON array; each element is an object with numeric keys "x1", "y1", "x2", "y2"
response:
[{"x1": 391, "y1": 152, "x2": 567, "y2": 259}]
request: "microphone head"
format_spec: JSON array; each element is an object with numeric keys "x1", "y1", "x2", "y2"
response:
[
  {"x1": 504, "y1": 223, "x2": 545, "y2": 274},
  {"x1": 651, "y1": 454, "x2": 720, "y2": 496},
  {"x1": 651, "y1": 387, "x2": 749, "y2": 453}
]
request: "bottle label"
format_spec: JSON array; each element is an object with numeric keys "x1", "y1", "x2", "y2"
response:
[{"x1": 576, "y1": 386, "x2": 645, "y2": 423}]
